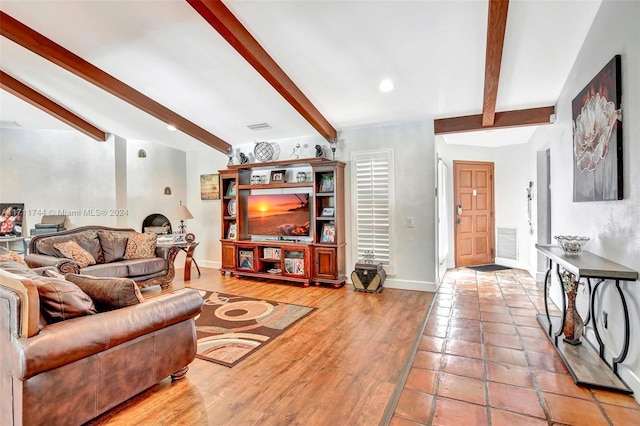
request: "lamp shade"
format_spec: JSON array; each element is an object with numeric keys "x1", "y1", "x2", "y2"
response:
[{"x1": 172, "y1": 204, "x2": 193, "y2": 220}]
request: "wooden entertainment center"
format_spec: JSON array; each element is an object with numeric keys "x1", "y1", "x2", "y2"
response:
[{"x1": 219, "y1": 157, "x2": 346, "y2": 287}]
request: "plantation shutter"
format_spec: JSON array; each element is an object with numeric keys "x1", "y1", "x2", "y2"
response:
[{"x1": 353, "y1": 150, "x2": 392, "y2": 265}]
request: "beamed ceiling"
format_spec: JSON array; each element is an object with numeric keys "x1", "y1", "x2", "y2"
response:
[{"x1": 0, "y1": 0, "x2": 602, "y2": 152}]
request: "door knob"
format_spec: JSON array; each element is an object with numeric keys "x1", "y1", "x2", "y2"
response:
[{"x1": 456, "y1": 217, "x2": 462, "y2": 225}]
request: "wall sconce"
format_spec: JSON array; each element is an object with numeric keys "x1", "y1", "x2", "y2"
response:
[
  {"x1": 138, "y1": 149, "x2": 147, "y2": 158},
  {"x1": 164, "y1": 187, "x2": 172, "y2": 195}
]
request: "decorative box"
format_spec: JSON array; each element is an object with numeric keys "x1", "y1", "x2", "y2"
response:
[{"x1": 351, "y1": 262, "x2": 386, "y2": 293}]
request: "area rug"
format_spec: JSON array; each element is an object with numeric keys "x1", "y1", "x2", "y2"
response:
[
  {"x1": 193, "y1": 290, "x2": 315, "y2": 367},
  {"x1": 467, "y1": 264, "x2": 511, "y2": 272}
]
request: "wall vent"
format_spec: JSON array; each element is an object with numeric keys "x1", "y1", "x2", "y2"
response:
[
  {"x1": 247, "y1": 122, "x2": 272, "y2": 131},
  {"x1": 497, "y1": 227, "x2": 518, "y2": 260}
]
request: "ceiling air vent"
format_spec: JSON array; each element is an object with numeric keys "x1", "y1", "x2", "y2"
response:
[
  {"x1": 247, "y1": 122, "x2": 272, "y2": 131},
  {"x1": 0, "y1": 121, "x2": 21, "y2": 128}
]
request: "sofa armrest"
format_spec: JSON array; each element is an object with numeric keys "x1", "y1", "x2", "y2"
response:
[
  {"x1": 155, "y1": 245, "x2": 178, "y2": 262},
  {"x1": 11, "y1": 288, "x2": 203, "y2": 380},
  {"x1": 24, "y1": 254, "x2": 80, "y2": 274}
]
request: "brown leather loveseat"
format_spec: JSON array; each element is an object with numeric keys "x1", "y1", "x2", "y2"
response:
[
  {"x1": 0, "y1": 260, "x2": 203, "y2": 425},
  {"x1": 25, "y1": 226, "x2": 178, "y2": 289}
]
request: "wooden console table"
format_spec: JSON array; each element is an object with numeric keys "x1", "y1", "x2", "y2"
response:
[{"x1": 536, "y1": 244, "x2": 637, "y2": 394}]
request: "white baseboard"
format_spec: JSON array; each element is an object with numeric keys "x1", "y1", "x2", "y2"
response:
[{"x1": 380, "y1": 278, "x2": 437, "y2": 292}]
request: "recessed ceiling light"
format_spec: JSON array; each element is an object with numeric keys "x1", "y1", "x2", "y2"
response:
[
  {"x1": 379, "y1": 79, "x2": 394, "y2": 93},
  {"x1": 166, "y1": 124, "x2": 177, "y2": 131}
]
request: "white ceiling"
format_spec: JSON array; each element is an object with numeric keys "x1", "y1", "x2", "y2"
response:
[{"x1": 0, "y1": 0, "x2": 602, "y2": 152}]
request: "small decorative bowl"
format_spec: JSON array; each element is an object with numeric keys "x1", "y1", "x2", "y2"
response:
[{"x1": 554, "y1": 235, "x2": 590, "y2": 255}]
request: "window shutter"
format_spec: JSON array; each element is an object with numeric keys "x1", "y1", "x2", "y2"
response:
[{"x1": 352, "y1": 150, "x2": 392, "y2": 265}]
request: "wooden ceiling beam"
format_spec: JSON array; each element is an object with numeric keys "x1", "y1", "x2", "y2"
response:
[
  {"x1": 1, "y1": 71, "x2": 107, "y2": 141},
  {"x1": 434, "y1": 106, "x2": 555, "y2": 135},
  {"x1": 482, "y1": 0, "x2": 510, "y2": 127},
  {"x1": 0, "y1": 11, "x2": 231, "y2": 153},
  {"x1": 187, "y1": 0, "x2": 337, "y2": 142}
]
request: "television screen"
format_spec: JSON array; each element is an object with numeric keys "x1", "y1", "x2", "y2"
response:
[
  {"x1": 0, "y1": 203, "x2": 24, "y2": 236},
  {"x1": 248, "y1": 194, "x2": 310, "y2": 237}
]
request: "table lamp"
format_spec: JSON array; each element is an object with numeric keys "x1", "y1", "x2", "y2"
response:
[{"x1": 172, "y1": 201, "x2": 193, "y2": 234}]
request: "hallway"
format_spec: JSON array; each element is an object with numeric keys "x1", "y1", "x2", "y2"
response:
[{"x1": 391, "y1": 268, "x2": 640, "y2": 425}]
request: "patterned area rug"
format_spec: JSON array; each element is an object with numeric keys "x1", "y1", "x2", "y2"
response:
[
  {"x1": 467, "y1": 264, "x2": 511, "y2": 272},
  {"x1": 193, "y1": 290, "x2": 315, "y2": 367}
]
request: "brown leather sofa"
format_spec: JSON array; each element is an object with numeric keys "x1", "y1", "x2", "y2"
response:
[
  {"x1": 0, "y1": 260, "x2": 203, "y2": 426},
  {"x1": 25, "y1": 226, "x2": 178, "y2": 289}
]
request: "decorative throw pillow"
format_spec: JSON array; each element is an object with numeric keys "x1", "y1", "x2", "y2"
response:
[
  {"x1": 64, "y1": 273, "x2": 145, "y2": 312},
  {"x1": 97, "y1": 230, "x2": 129, "y2": 263},
  {"x1": 34, "y1": 276, "x2": 97, "y2": 323},
  {"x1": 53, "y1": 241, "x2": 96, "y2": 268},
  {"x1": 123, "y1": 232, "x2": 157, "y2": 260},
  {"x1": 0, "y1": 250, "x2": 28, "y2": 267}
]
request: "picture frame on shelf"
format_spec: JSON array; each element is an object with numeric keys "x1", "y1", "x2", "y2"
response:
[
  {"x1": 200, "y1": 173, "x2": 220, "y2": 200},
  {"x1": 270, "y1": 169, "x2": 286, "y2": 183},
  {"x1": 284, "y1": 258, "x2": 295, "y2": 274},
  {"x1": 227, "y1": 222, "x2": 236, "y2": 240},
  {"x1": 238, "y1": 249, "x2": 254, "y2": 270},
  {"x1": 174, "y1": 234, "x2": 186, "y2": 243},
  {"x1": 320, "y1": 174, "x2": 334, "y2": 192},
  {"x1": 320, "y1": 223, "x2": 336, "y2": 243},
  {"x1": 226, "y1": 181, "x2": 236, "y2": 196},
  {"x1": 321, "y1": 207, "x2": 335, "y2": 217}
]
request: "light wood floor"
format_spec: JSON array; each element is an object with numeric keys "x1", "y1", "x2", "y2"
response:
[{"x1": 87, "y1": 268, "x2": 434, "y2": 425}]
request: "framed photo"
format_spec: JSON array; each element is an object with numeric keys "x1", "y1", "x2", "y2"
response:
[
  {"x1": 200, "y1": 173, "x2": 220, "y2": 200},
  {"x1": 226, "y1": 181, "x2": 236, "y2": 196},
  {"x1": 174, "y1": 234, "x2": 186, "y2": 243},
  {"x1": 227, "y1": 222, "x2": 236, "y2": 239},
  {"x1": 270, "y1": 169, "x2": 286, "y2": 183},
  {"x1": 238, "y1": 249, "x2": 254, "y2": 270},
  {"x1": 321, "y1": 207, "x2": 335, "y2": 217},
  {"x1": 320, "y1": 174, "x2": 334, "y2": 192},
  {"x1": 320, "y1": 223, "x2": 336, "y2": 243}
]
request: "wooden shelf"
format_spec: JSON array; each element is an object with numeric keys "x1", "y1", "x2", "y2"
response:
[{"x1": 237, "y1": 182, "x2": 311, "y2": 190}]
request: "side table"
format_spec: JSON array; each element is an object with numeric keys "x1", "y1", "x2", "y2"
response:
[{"x1": 158, "y1": 241, "x2": 201, "y2": 281}]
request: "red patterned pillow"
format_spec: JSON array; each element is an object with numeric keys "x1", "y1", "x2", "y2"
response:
[
  {"x1": 53, "y1": 241, "x2": 96, "y2": 268},
  {"x1": 123, "y1": 233, "x2": 157, "y2": 260}
]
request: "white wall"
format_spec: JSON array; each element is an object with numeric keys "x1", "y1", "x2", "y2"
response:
[
  {"x1": 435, "y1": 139, "x2": 534, "y2": 272},
  {"x1": 185, "y1": 149, "x2": 228, "y2": 269},
  {"x1": 0, "y1": 129, "x2": 188, "y2": 236},
  {"x1": 527, "y1": 0, "x2": 640, "y2": 398},
  {"x1": 0, "y1": 128, "x2": 117, "y2": 230}
]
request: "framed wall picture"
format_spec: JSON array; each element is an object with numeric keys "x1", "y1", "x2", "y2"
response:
[
  {"x1": 321, "y1": 207, "x2": 335, "y2": 217},
  {"x1": 0, "y1": 203, "x2": 24, "y2": 236},
  {"x1": 572, "y1": 55, "x2": 623, "y2": 201},
  {"x1": 200, "y1": 174, "x2": 220, "y2": 200},
  {"x1": 270, "y1": 169, "x2": 286, "y2": 183},
  {"x1": 320, "y1": 223, "x2": 336, "y2": 243}
]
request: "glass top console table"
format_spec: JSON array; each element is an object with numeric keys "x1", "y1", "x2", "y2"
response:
[{"x1": 536, "y1": 244, "x2": 638, "y2": 394}]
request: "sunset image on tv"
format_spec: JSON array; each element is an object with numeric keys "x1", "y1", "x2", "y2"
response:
[{"x1": 248, "y1": 194, "x2": 310, "y2": 236}]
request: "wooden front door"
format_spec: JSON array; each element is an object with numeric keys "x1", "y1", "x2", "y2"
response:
[{"x1": 454, "y1": 161, "x2": 495, "y2": 267}]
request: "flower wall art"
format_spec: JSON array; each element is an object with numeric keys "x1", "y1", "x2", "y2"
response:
[{"x1": 572, "y1": 55, "x2": 623, "y2": 202}]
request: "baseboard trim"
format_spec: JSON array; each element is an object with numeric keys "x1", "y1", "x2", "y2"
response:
[{"x1": 382, "y1": 278, "x2": 437, "y2": 292}]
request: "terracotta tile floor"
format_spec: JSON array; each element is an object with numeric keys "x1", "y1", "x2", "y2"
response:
[{"x1": 390, "y1": 268, "x2": 640, "y2": 425}]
